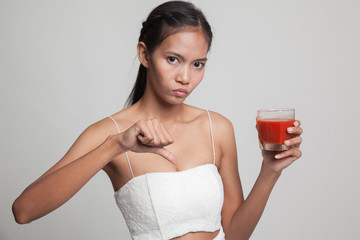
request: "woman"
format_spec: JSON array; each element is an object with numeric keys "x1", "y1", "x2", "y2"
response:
[{"x1": 12, "y1": 1, "x2": 303, "y2": 240}]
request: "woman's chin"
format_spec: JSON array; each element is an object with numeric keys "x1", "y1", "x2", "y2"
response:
[{"x1": 161, "y1": 96, "x2": 187, "y2": 106}]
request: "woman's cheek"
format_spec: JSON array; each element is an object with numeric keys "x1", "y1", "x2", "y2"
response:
[{"x1": 194, "y1": 71, "x2": 205, "y2": 85}]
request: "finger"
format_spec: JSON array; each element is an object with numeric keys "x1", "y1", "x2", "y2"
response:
[
  {"x1": 294, "y1": 120, "x2": 301, "y2": 127},
  {"x1": 262, "y1": 149, "x2": 281, "y2": 159},
  {"x1": 152, "y1": 119, "x2": 170, "y2": 146},
  {"x1": 136, "y1": 120, "x2": 154, "y2": 144},
  {"x1": 159, "y1": 122, "x2": 174, "y2": 144},
  {"x1": 284, "y1": 136, "x2": 302, "y2": 147},
  {"x1": 145, "y1": 120, "x2": 160, "y2": 145},
  {"x1": 287, "y1": 126, "x2": 303, "y2": 135},
  {"x1": 275, "y1": 148, "x2": 302, "y2": 160},
  {"x1": 274, "y1": 155, "x2": 298, "y2": 169},
  {"x1": 145, "y1": 146, "x2": 177, "y2": 165}
]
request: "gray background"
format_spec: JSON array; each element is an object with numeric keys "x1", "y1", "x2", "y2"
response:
[{"x1": 1, "y1": 0, "x2": 359, "y2": 239}]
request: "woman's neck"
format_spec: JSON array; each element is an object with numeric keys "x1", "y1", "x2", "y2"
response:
[{"x1": 135, "y1": 97, "x2": 187, "y2": 123}]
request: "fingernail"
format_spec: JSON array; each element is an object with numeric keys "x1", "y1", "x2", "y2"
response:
[
  {"x1": 275, "y1": 154, "x2": 281, "y2": 159},
  {"x1": 294, "y1": 121, "x2": 299, "y2": 127},
  {"x1": 287, "y1": 127, "x2": 293, "y2": 133},
  {"x1": 284, "y1": 140, "x2": 290, "y2": 145}
]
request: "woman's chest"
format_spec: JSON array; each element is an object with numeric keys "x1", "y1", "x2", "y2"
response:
[{"x1": 105, "y1": 117, "x2": 220, "y2": 191}]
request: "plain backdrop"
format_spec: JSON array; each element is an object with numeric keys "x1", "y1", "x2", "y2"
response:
[{"x1": 1, "y1": 0, "x2": 359, "y2": 239}]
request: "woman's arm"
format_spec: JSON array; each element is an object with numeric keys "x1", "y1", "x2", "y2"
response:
[
  {"x1": 12, "y1": 118, "x2": 176, "y2": 224},
  {"x1": 12, "y1": 120, "x2": 123, "y2": 224},
  {"x1": 225, "y1": 161, "x2": 280, "y2": 240},
  {"x1": 214, "y1": 113, "x2": 302, "y2": 240}
]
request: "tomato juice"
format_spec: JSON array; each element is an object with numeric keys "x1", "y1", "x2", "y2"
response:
[{"x1": 257, "y1": 118, "x2": 295, "y2": 144}]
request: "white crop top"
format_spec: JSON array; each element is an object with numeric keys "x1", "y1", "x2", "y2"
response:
[{"x1": 110, "y1": 111, "x2": 225, "y2": 240}]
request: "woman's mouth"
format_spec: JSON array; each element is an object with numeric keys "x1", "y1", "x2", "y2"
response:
[{"x1": 173, "y1": 88, "x2": 188, "y2": 97}]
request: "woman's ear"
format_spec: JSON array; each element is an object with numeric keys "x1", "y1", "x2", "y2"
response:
[{"x1": 137, "y1": 42, "x2": 149, "y2": 68}]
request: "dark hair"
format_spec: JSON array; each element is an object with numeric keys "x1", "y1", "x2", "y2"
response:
[{"x1": 125, "y1": 1, "x2": 213, "y2": 106}]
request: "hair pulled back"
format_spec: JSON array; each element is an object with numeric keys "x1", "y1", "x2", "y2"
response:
[{"x1": 126, "y1": 1, "x2": 213, "y2": 106}]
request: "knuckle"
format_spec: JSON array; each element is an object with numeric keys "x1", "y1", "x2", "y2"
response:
[
  {"x1": 290, "y1": 148, "x2": 296, "y2": 155},
  {"x1": 298, "y1": 150, "x2": 302, "y2": 158},
  {"x1": 160, "y1": 139, "x2": 167, "y2": 145}
]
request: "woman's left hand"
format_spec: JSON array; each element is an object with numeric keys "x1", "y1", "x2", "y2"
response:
[{"x1": 262, "y1": 120, "x2": 303, "y2": 173}]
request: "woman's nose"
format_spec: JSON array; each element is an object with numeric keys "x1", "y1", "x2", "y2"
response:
[{"x1": 175, "y1": 66, "x2": 190, "y2": 84}]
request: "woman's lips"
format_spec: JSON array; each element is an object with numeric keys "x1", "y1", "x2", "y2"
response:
[{"x1": 173, "y1": 88, "x2": 188, "y2": 97}]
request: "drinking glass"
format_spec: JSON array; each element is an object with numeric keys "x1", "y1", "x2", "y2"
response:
[{"x1": 256, "y1": 108, "x2": 295, "y2": 151}]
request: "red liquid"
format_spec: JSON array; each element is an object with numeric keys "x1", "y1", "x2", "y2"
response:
[{"x1": 257, "y1": 118, "x2": 295, "y2": 144}]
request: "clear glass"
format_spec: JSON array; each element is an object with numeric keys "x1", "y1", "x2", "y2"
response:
[{"x1": 256, "y1": 108, "x2": 295, "y2": 151}]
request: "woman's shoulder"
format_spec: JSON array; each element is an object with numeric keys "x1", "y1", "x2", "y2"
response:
[
  {"x1": 78, "y1": 107, "x2": 132, "y2": 142},
  {"x1": 106, "y1": 106, "x2": 139, "y2": 131},
  {"x1": 184, "y1": 104, "x2": 226, "y2": 118},
  {"x1": 77, "y1": 116, "x2": 121, "y2": 145},
  {"x1": 207, "y1": 110, "x2": 232, "y2": 125},
  {"x1": 188, "y1": 105, "x2": 232, "y2": 125},
  {"x1": 207, "y1": 110, "x2": 234, "y2": 141},
  {"x1": 184, "y1": 105, "x2": 234, "y2": 132},
  {"x1": 58, "y1": 116, "x2": 120, "y2": 164}
]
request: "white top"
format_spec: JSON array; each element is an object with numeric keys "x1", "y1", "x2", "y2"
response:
[{"x1": 110, "y1": 111, "x2": 225, "y2": 240}]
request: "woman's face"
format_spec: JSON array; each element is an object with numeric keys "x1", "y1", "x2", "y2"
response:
[{"x1": 146, "y1": 29, "x2": 209, "y2": 105}]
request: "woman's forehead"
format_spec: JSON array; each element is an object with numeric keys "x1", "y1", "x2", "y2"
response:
[{"x1": 157, "y1": 30, "x2": 209, "y2": 59}]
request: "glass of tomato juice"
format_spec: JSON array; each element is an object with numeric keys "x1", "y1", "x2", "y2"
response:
[{"x1": 256, "y1": 108, "x2": 295, "y2": 151}]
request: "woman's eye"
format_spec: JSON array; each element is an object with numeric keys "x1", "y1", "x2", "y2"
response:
[
  {"x1": 194, "y1": 62, "x2": 204, "y2": 68},
  {"x1": 167, "y1": 57, "x2": 178, "y2": 63}
]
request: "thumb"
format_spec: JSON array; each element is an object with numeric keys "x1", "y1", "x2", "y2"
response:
[{"x1": 145, "y1": 146, "x2": 177, "y2": 165}]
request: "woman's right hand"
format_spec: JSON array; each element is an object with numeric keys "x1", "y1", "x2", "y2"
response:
[{"x1": 116, "y1": 119, "x2": 177, "y2": 165}]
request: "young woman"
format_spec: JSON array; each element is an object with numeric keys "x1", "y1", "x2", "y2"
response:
[{"x1": 12, "y1": 1, "x2": 303, "y2": 240}]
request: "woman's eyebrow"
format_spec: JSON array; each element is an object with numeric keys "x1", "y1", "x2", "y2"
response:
[
  {"x1": 165, "y1": 51, "x2": 207, "y2": 62},
  {"x1": 196, "y1": 57, "x2": 208, "y2": 62},
  {"x1": 166, "y1": 51, "x2": 185, "y2": 61}
]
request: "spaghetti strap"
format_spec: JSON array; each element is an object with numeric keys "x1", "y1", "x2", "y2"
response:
[
  {"x1": 206, "y1": 110, "x2": 216, "y2": 165},
  {"x1": 108, "y1": 116, "x2": 134, "y2": 178},
  {"x1": 109, "y1": 116, "x2": 120, "y2": 133}
]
